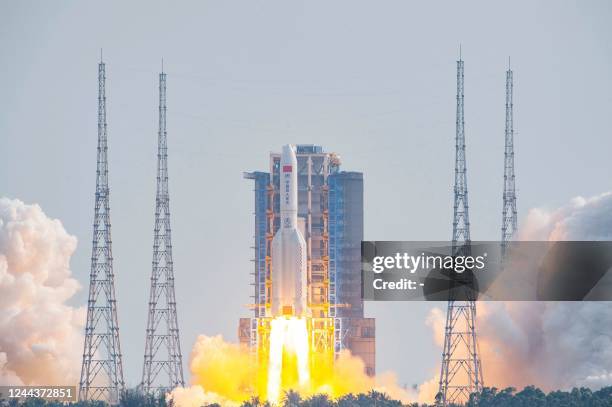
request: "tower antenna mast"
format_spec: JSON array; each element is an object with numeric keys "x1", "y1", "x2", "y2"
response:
[
  {"x1": 437, "y1": 50, "x2": 484, "y2": 406},
  {"x1": 79, "y1": 57, "x2": 125, "y2": 404},
  {"x1": 141, "y1": 65, "x2": 186, "y2": 394},
  {"x1": 501, "y1": 58, "x2": 518, "y2": 257}
]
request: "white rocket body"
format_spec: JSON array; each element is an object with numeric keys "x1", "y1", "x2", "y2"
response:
[{"x1": 271, "y1": 145, "x2": 309, "y2": 318}]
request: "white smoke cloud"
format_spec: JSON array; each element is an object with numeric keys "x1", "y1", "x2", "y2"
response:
[
  {"x1": 518, "y1": 191, "x2": 612, "y2": 241},
  {"x1": 169, "y1": 385, "x2": 239, "y2": 407},
  {"x1": 476, "y1": 301, "x2": 612, "y2": 391},
  {"x1": 422, "y1": 191, "x2": 612, "y2": 397},
  {"x1": 0, "y1": 197, "x2": 84, "y2": 386}
]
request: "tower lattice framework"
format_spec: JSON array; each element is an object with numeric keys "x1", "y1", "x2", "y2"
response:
[
  {"x1": 501, "y1": 62, "x2": 517, "y2": 257},
  {"x1": 79, "y1": 58, "x2": 125, "y2": 404},
  {"x1": 141, "y1": 69, "x2": 185, "y2": 394},
  {"x1": 437, "y1": 54, "x2": 484, "y2": 406}
]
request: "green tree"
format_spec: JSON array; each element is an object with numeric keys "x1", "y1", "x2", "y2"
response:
[
  {"x1": 282, "y1": 390, "x2": 302, "y2": 407},
  {"x1": 240, "y1": 396, "x2": 272, "y2": 407},
  {"x1": 118, "y1": 389, "x2": 162, "y2": 407},
  {"x1": 301, "y1": 393, "x2": 333, "y2": 407},
  {"x1": 335, "y1": 393, "x2": 357, "y2": 407}
]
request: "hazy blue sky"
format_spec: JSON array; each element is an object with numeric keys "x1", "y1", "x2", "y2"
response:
[{"x1": 1, "y1": 0, "x2": 611, "y2": 389}]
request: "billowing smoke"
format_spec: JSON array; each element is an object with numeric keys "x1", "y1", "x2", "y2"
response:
[
  {"x1": 518, "y1": 191, "x2": 612, "y2": 241},
  {"x1": 0, "y1": 198, "x2": 84, "y2": 386},
  {"x1": 420, "y1": 191, "x2": 612, "y2": 400},
  {"x1": 170, "y1": 334, "x2": 416, "y2": 406},
  {"x1": 171, "y1": 335, "x2": 255, "y2": 406},
  {"x1": 477, "y1": 301, "x2": 612, "y2": 390}
]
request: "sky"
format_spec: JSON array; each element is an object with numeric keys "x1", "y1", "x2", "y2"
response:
[{"x1": 1, "y1": 0, "x2": 612, "y2": 390}]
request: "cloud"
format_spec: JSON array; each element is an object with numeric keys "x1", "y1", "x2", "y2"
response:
[
  {"x1": 0, "y1": 198, "x2": 84, "y2": 386},
  {"x1": 477, "y1": 301, "x2": 612, "y2": 391},
  {"x1": 518, "y1": 191, "x2": 612, "y2": 241},
  {"x1": 169, "y1": 385, "x2": 239, "y2": 407},
  {"x1": 422, "y1": 191, "x2": 612, "y2": 398}
]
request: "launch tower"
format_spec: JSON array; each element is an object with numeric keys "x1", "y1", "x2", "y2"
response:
[{"x1": 241, "y1": 145, "x2": 375, "y2": 379}]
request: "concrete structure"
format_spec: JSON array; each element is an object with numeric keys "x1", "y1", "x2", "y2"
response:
[{"x1": 240, "y1": 144, "x2": 375, "y2": 376}]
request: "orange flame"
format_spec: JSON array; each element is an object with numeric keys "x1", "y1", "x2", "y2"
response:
[{"x1": 169, "y1": 323, "x2": 416, "y2": 406}]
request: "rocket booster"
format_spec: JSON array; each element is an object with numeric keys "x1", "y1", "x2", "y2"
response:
[{"x1": 271, "y1": 145, "x2": 309, "y2": 318}]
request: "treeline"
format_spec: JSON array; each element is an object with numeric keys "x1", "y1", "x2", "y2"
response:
[
  {"x1": 465, "y1": 386, "x2": 612, "y2": 407},
  {"x1": 248, "y1": 387, "x2": 612, "y2": 407},
  {"x1": 1, "y1": 386, "x2": 611, "y2": 406}
]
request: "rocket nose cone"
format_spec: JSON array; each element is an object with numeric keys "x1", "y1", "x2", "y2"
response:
[
  {"x1": 281, "y1": 144, "x2": 298, "y2": 169},
  {"x1": 281, "y1": 144, "x2": 296, "y2": 161}
]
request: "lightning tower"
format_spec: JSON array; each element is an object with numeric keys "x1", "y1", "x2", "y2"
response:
[
  {"x1": 437, "y1": 51, "x2": 484, "y2": 406},
  {"x1": 79, "y1": 55, "x2": 125, "y2": 404},
  {"x1": 501, "y1": 59, "x2": 517, "y2": 257},
  {"x1": 141, "y1": 66, "x2": 185, "y2": 394}
]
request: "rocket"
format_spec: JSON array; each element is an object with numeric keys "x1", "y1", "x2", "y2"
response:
[{"x1": 271, "y1": 145, "x2": 309, "y2": 318}]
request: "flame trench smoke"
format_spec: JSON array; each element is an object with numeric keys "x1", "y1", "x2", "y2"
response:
[
  {"x1": 418, "y1": 192, "x2": 612, "y2": 401},
  {"x1": 0, "y1": 198, "x2": 84, "y2": 386},
  {"x1": 170, "y1": 330, "x2": 415, "y2": 406}
]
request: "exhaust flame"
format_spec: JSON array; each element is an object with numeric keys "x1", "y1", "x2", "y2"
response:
[
  {"x1": 267, "y1": 317, "x2": 310, "y2": 404},
  {"x1": 170, "y1": 329, "x2": 416, "y2": 406}
]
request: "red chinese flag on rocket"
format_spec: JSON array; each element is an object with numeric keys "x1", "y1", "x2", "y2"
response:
[{"x1": 283, "y1": 165, "x2": 292, "y2": 172}]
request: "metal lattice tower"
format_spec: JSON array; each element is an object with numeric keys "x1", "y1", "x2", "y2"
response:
[
  {"x1": 79, "y1": 56, "x2": 125, "y2": 404},
  {"x1": 141, "y1": 67, "x2": 185, "y2": 394},
  {"x1": 501, "y1": 60, "x2": 517, "y2": 258},
  {"x1": 437, "y1": 52, "x2": 484, "y2": 406}
]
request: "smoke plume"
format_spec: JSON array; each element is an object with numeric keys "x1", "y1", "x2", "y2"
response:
[
  {"x1": 518, "y1": 191, "x2": 612, "y2": 241},
  {"x1": 170, "y1": 334, "x2": 416, "y2": 406},
  {"x1": 420, "y1": 191, "x2": 612, "y2": 400},
  {"x1": 0, "y1": 198, "x2": 84, "y2": 386}
]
